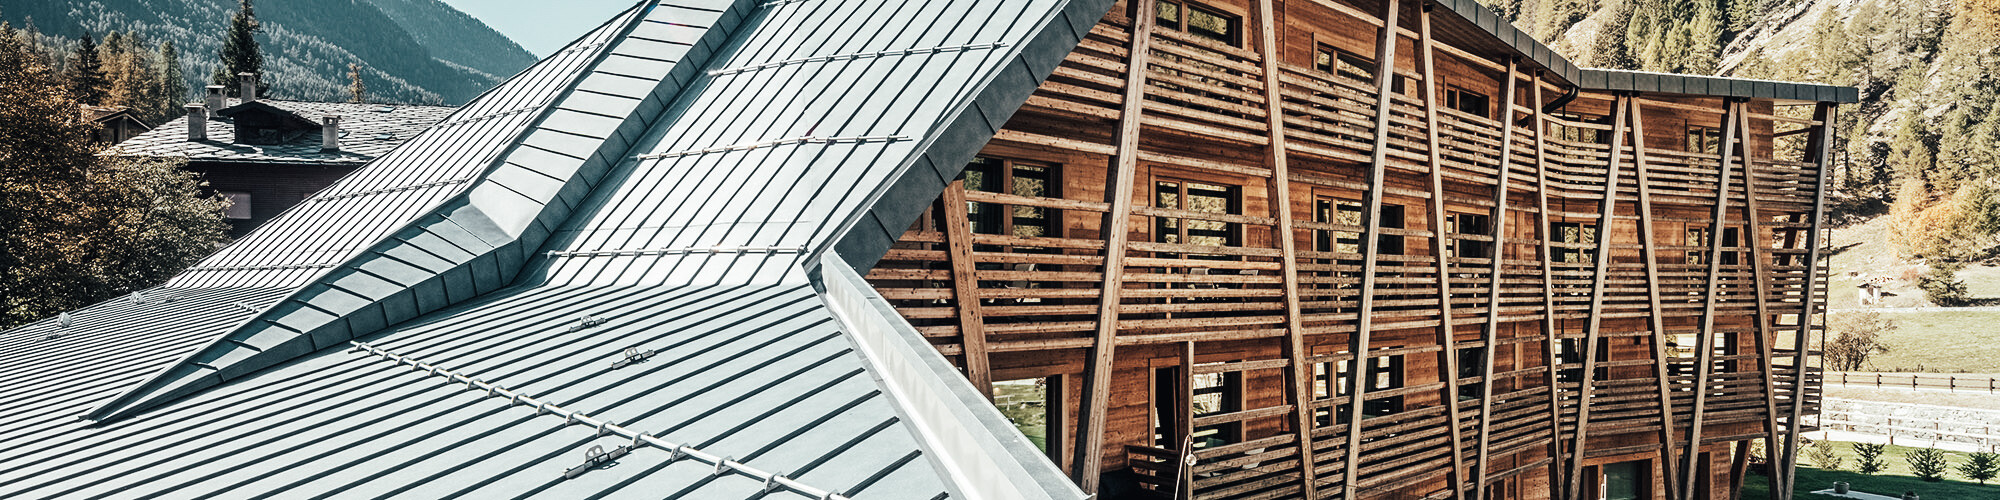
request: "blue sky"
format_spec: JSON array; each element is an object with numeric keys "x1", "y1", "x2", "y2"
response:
[{"x1": 440, "y1": 0, "x2": 639, "y2": 56}]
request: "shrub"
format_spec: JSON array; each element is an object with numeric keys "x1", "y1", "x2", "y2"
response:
[
  {"x1": 1805, "y1": 440, "x2": 1844, "y2": 470},
  {"x1": 1960, "y1": 451, "x2": 2000, "y2": 484},
  {"x1": 1907, "y1": 447, "x2": 1951, "y2": 482},
  {"x1": 1854, "y1": 443, "x2": 1887, "y2": 475}
]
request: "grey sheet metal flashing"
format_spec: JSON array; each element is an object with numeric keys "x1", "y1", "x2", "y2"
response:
[
  {"x1": 818, "y1": 251, "x2": 1087, "y2": 500},
  {"x1": 1420, "y1": 0, "x2": 1857, "y2": 103},
  {"x1": 81, "y1": 0, "x2": 760, "y2": 423},
  {"x1": 813, "y1": 0, "x2": 1117, "y2": 276}
]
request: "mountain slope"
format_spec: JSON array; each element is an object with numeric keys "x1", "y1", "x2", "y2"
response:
[
  {"x1": 355, "y1": 0, "x2": 534, "y2": 78},
  {"x1": 0, "y1": 0, "x2": 537, "y2": 105}
]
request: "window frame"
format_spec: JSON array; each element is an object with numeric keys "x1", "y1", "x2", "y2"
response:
[
  {"x1": 1157, "y1": 0, "x2": 1242, "y2": 47},
  {"x1": 219, "y1": 191, "x2": 253, "y2": 220},
  {"x1": 962, "y1": 156, "x2": 1063, "y2": 247},
  {"x1": 1445, "y1": 85, "x2": 1492, "y2": 120},
  {"x1": 1154, "y1": 176, "x2": 1244, "y2": 252}
]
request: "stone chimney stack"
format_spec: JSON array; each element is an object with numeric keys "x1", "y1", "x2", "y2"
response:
[
  {"x1": 320, "y1": 115, "x2": 341, "y2": 152},
  {"x1": 187, "y1": 104, "x2": 208, "y2": 141},
  {"x1": 204, "y1": 86, "x2": 225, "y2": 115},
  {"x1": 238, "y1": 73, "x2": 258, "y2": 103}
]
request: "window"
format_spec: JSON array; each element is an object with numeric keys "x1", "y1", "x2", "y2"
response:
[
  {"x1": 1552, "y1": 222, "x2": 1597, "y2": 264},
  {"x1": 1313, "y1": 44, "x2": 1405, "y2": 93},
  {"x1": 1686, "y1": 125, "x2": 1723, "y2": 154},
  {"x1": 1314, "y1": 198, "x2": 1405, "y2": 256},
  {"x1": 1446, "y1": 212, "x2": 1492, "y2": 260},
  {"x1": 1458, "y1": 346, "x2": 1485, "y2": 400},
  {"x1": 1552, "y1": 113, "x2": 1610, "y2": 144},
  {"x1": 1157, "y1": 0, "x2": 1239, "y2": 46},
  {"x1": 1685, "y1": 226, "x2": 1741, "y2": 266},
  {"x1": 1598, "y1": 460, "x2": 1647, "y2": 500},
  {"x1": 1446, "y1": 87, "x2": 1491, "y2": 119},
  {"x1": 1323, "y1": 353, "x2": 1404, "y2": 422},
  {"x1": 1555, "y1": 339, "x2": 1586, "y2": 384},
  {"x1": 220, "y1": 191, "x2": 252, "y2": 220},
  {"x1": 1155, "y1": 179, "x2": 1241, "y2": 254},
  {"x1": 963, "y1": 157, "x2": 1058, "y2": 240}
]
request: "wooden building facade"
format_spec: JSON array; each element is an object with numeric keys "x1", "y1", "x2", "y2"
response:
[{"x1": 861, "y1": 0, "x2": 1842, "y2": 498}]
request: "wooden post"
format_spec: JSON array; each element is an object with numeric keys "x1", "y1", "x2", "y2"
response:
[
  {"x1": 1682, "y1": 99, "x2": 1744, "y2": 500},
  {"x1": 1737, "y1": 101, "x2": 1789, "y2": 500},
  {"x1": 1728, "y1": 439, "x2": 1752, "y2": 500},
  {"x1": 1472, "y1": 57, "x2": 1521, "y2": 500},
  {"x1": 1415, "y1": 6, "x2": 1471, "y2": 497},
  {"x1": 1341, "y1": 0, "x2": 1403, "y2": 496},
  {"x1": 1251, "y1": 0, "x2": 1323, "y2": 495},
  {"x1": 1075, "y1": 0, "x2": 1159, "y2": 491},
  {"x1": 1781, "y1": 102, "x2": 1837, "y2": 499},
  {"x1": 941, "y1": 181, "x2": 994, "y2": 399},
  {"x1": 1624, "y1": 97, "x2": 1682, "y2": 500},
  {"x1": 1530, "y1": 74, "x2": 1567, "y2": 500},
  {"x1": 1564, "y1": 93, "x2": 1630, "y2": 500}
]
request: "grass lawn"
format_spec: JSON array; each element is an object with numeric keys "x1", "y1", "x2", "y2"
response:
[
  {"x1": 1741, "y1": 440, "x2": 2000, "y2": 498},
  {"x1": 1859, "y1": 310, "x2": 2000, "y2": 373}
]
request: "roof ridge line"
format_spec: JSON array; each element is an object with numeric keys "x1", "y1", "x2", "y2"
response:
[{"x1": 345, "y1": 341, "x2": 851, "y2": 500}]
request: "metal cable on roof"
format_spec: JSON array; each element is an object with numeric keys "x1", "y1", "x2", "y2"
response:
[
  {"x1": 706, "y1": 43, "x2": 1010, "y2": 77},
  {"x1": 544, "y1": 246, "x2": 807, "y2": 258},
  {"x1": 431, "y1": 104, "x2": 544, "y2": 130},
  {"x1": 183, "y1": 263, "x2": 338, "y2": 273},
  {"x1": 346, "y1": 341, "x2": 850, "y2": 500},
  {"x1": 303, "y1": 177, "x2": 476, "y2": 203},
  {"x1": 633, "y1": 136, "x2": 907, "y2": 160}
]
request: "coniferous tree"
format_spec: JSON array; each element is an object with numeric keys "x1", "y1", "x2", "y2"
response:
[
  {"x1": 148, "y1": 41, "x2": 187, "y2": 125},
  {"x1": 346, "y1": 63, "x2": 366, "y2": 103},
  {"x1": 65, "y1": 32, "x2": 105, "y2": 105},
  {"x1": 210, "y1": 0, "x2": 268, "y2": 97}
]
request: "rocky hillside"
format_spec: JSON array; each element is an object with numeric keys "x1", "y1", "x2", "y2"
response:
[{"x1": 0, "y1": 0, "x2": 536, "y2": 105}]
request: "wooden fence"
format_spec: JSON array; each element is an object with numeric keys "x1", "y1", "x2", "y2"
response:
[{"x1": 1827, "y1": 372, "x2": 2000, "y2": 393}]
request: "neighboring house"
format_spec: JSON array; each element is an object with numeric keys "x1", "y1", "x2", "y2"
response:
[
  {"x1": 81, "y1": 104, "x2": 150, "y2": 144},
  {"x1": 106, "y1": 85, "x2": 453, "y2": 237},
  {"x1": 0, "y1": 1, "x2": 1852, "y2": 500}
]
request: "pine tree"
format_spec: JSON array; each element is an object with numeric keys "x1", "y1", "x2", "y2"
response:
[
  {"x1": 65, "y1": 33, "x2": 106, "y2": 105},
  {"x1": 346, "y1": 63, "x2": 366, "y2": 103},
  {"x1": 148, "y1": 41, "x2": 187, "y2": 125},
  {"x1": 210, "y1": 0, "x2": 268, "y2": 97},
  {"x1": 1682, "y1": 0, "x2": 1723, "y2": 74}
]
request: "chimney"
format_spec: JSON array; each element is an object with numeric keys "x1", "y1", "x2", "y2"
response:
[
  {"x1": 204, "y1": 86, "x2": 225, "y2": 115},
  {"x1": 186, "y1": 103, "x2": 207, "y2": 141},
  {"x1": 320, "y1": 115, "x2": 340, "y2": 152},
  {"x1": 238, "y1": 72, "x2": 258, "y2": 102}
]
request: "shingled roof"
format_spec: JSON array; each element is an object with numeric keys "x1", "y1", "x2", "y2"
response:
[
  {"x1": 0, "y1": 0, "x2": 1100, "y2": 497},
  {"x1": 108, "y1": 99, "x2": 455, "y2": 165}
]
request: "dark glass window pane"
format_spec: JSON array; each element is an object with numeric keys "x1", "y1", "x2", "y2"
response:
[{"x1": 1186, "y1": 5, "x2": 1237, "y2": 45}]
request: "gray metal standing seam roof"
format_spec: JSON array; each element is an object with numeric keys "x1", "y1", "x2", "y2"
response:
[{"x1": 0, "y1": 0, "x2": 1106, "y2": 497}]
